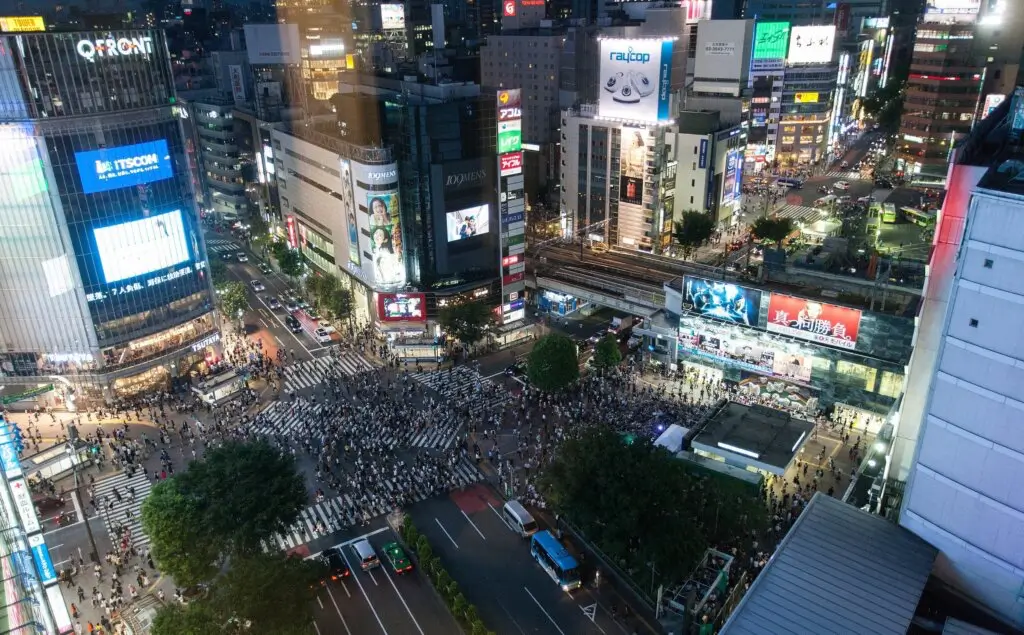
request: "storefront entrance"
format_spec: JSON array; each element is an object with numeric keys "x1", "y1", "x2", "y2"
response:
[{"x1": 832, "y1": 403, "x2": 885, "y2": 434}]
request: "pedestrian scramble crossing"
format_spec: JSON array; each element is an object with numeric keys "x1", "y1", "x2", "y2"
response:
[
  {"x1": 824, "y1": 170, "x2": 863, "y2": 180},
  {"x1": 265, "y1": 457, "x2": 485, "y2": 551},
  {"x1": 282, "y1": 352, "x2": 375, "y2": 393},
  {"x1": 206, "y1": 238, "x2": 241, "y2": 255},
  {"x1": 92, "y1": 470, "x2": 153, "y2": 552},
  {"x1": 773, "y1": 203, "x2": 828, "y2": 223},
  {"x1": 408, "y1": 366, "x2": 511, "y2": 419}
]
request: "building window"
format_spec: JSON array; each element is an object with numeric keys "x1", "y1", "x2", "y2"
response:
[
  {"x1": 983, "y1": 258, "x2": 993, "y2": 268},
  {"x1": 969, "y1": 318, "x2": 978, "y2": 327}
]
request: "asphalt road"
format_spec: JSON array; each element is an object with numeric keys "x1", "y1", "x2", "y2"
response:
[
  {"x1": 311, "y1": 527, "x2": 460, "y2": 635},
  {"x1": 409, "y1": 486, "x2": 635, "y2": 635}
]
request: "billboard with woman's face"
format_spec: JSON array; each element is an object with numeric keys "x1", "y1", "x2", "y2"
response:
[{"x1": 367, "y1": 191, "x2": 406, "y2": 287}]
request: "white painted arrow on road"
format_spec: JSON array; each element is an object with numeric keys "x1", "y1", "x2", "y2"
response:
[{"x1": 581, "y1": 603, "x2": 597, "y2": 622}]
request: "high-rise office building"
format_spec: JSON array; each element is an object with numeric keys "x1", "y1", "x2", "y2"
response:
[
  {"x1": 897, "y1": 0, "x2": 1024, "y2": 181},
  {"x1": 897, "y1": 93, "x2": 1024, "y2": 631},
  {"x1": 0, "y1": 30, "x2": 219, "y2": 404}
]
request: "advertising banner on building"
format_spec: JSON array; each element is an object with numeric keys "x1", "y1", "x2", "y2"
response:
[
  {"x1": 381, "y1": 4, "x2": 405, "y2": 30},
  {"x1": 787, "y1": 25, "x2": 836, "y2": 65},
  {"x1": 753, "y1": 22, "x2": 791, "y2": 60},
  {"x1": 446, "y1": 205, "x2": 490, "y2": 241},
  {"x1": 598, "y1": 38, "x2": 673, "y2": 122},
  {"x1": 378, "y1": 293, "x2": 426, "y2": 322},
  {"x1": 678, "y1": 324, "x2": 813, "y2": 384},
  {"x1": 683, "y1": 276, "x2": 762, "y2": 326},
  {"x1": 698, "y1": 139, "x2": 708, "y2": 169},
  {"x1": 244, "y1": 24, "x2": 302, "y2": 65},
  {"x1": 229, "y1": 65, "x2": 246, "y2": 102},
  {"x1": 497, "y1": 89, "x2": 526, "y2": 325},
  {"x1": 497, "y1": 89, "x2": 522, "y2": 121},
  {"x1": 499, "y1": 151, "x2": 523, "y2": 176},
  {"x1": 794, "y1": 92, "x2": 819, "y2": 104},
  {"x1": 721, "y1": 148, "x2": 743, "y2": 207},
  {"x1": 695, "y1": 20, "x2": 748, "y2": 82},
  {"x1": 74, "y1": 139, "x2": 174, "y2": 195},
  {"x1": 367, "y1": 191, "x2": 406, "y2": 286},
  {"x1": 619, "y1": 129, "x2": 647, "y2": 206},
  {"x1": 497, "y1": 120, "x2": 522, "y2": 154},
  {"x1": 766, "y1": 293, "x2": 861, "y2": 349}
]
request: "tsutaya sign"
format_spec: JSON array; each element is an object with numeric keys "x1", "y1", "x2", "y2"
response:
[{"x1": 76, "y1": 36, "x2": 154, "y2": 63}]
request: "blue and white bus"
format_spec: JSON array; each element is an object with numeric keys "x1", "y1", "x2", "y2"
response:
[
  {"x1": 775, "y1": 177, "x2": 804, "y2": 189},
  {"x1": 530, "y1": 530, "x2": 581, "y2": 592}
]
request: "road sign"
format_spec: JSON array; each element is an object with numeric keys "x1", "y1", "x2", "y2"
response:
[{"x1": 581, "y1": 603, "x2": 597, "y2": 621}]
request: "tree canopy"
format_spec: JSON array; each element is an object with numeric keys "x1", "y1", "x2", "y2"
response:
[
  {"x1": 209, "y1": 257, "x2": 228, "y2": 287},
  {"x1": 752, "y1": 217, "x2": 796, "y2": 246},
  {"x1": 217, "y1": 281, "x2": 248, "y2": 321},
  {"x1": 150, "y1": 553, "x2": 324, "y2": 635},
  {"x1": 673, "y1": 211, "x2": 716, "y2": 258},
  {"x1": 306, "y1": 273, "x2": 353, "y2": 321},
  {"x1": 539, "y1": 426, "x2": 769, "y2": 588},
  {"x1": 141, "y1": 439, "x2": 307, "y2": 586},
  {"x1": 439, "y1": 300, "x2": 493, "y2": 347},
  {"x1": 270, "y1": 242, "x2": 305, "y2": 277},
  {"x1": 527, "y1": 333, "x2": 579, "y2": 391},
  {"x1": 592, "y1": 334, "x2": 622, "y2": 370}
]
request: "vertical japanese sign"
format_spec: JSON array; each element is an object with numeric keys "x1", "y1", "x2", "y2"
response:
[{"x1": 497, "y1": 89, "x2": 526, "y2": 324}]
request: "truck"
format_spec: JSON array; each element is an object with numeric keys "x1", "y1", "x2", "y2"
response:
[{"x1": 608, "y1": 316, "x2": 634, "y2": 337}]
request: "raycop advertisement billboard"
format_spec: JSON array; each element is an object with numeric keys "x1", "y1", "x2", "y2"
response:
[
  {"x1": 599, "y1": 38, "x2": 673, "y2": 122},
  {"x1": 787, "y1": 25, "x2": 836, "y2": 65},
  {"x1": 683, "y1": 276, "x2": 762, "y2": 327},
  {"x1": 446, "y1": 205, "x2": 490, "y2": 242},
  {"x1": 367, "y1": 191, "x2": 406, "y2": 287},
  {"x1": 75, "y1": 140, "x2": 173, "y2": 195}
]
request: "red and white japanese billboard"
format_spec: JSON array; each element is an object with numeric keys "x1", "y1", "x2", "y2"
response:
[
  {"x1": 766, "y1": 293, "x2": 862, "y2": 350},
  {"x1": 499, "y1": 151, "x2": 523, "y2": 177}
]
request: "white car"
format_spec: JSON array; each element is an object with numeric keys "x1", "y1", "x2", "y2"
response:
[
  {"x1": 833, "y1": 180, "x2": 850, "y2": 191},
  {"x1": 250, "y1": 280, "x2": 265, "y2": 292},
  {"x1": 318, "y1": 320, "x2": 337, "y2": 334},
  {"x1": 314, "y1": 328, "x2": 333, "y2": 344},
  {"x1": 236, "y1": 252, "x2": 249, "y2": 262}
]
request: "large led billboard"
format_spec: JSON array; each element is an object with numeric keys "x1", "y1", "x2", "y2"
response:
[
  {"x1": 752, "y1": 22, "x2": 790, "y2": 60},
  {"x1": 93, "y1": 210, "x2": 190, "y2": 284},
  {"x1": 75, "y1": 140, "x2": 173, "y2": 195},
  {"x1": 446, "y1": 205, "x2": 490, "y2": 242},
  {"x1": 683, "y1": 276, "x2": 761, "y2": 326},
  {"x1": 599, "y1": 38, "x2": 673, "y2": 122},
  {"x1": 381, "y1": 4, "x2": 405, "y2": 30},
  {"x1": 766, "y1": 293, "x2": 861, "y2": 349},
  {"x1": 378, "y1": 293, "x2": 426, "y2": 322},
  {"x1": 367, "y1": 191, "x2": 406, "y2": 287},
  {"x1": 678, "y1": 323, "x2": 812, "y2": 384},
  {"x1": 787, "y1": 25, "x2": 836, "y2": 65},
  {"x1": 721, "y1": 149, "x2": 743, "y2": 207},
  {"x1": 619, "y1": 129, "x2": 647, "y2": 206}
]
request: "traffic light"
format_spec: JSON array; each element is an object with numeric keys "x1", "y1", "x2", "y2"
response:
[{"x1": 11, "y1": 425, "x2": 23, "y2": 453}]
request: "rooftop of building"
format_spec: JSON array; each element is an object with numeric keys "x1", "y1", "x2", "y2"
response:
[
  {"x1": 962, "y1": 87, "x2": 1024, "y2": 197},
  {"x1": 691, "y1": 401, "x2": 813, "y2": 472},
  {"x1": 721, "y1": 493, "x2": 938, "y2": 635}
]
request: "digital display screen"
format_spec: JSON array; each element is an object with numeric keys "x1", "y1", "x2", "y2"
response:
[
  {"x1": 93, "y1": 210, "x2": 191, "y2": 284},
  {"x1": 446, "y1": 205, "x2": 490, "y2": 242},
  {"x1": 766, "y1": 293, "x2": 862, "y2": 349},
  {"x1": 683, "y1": 276, "x2": 762, "y2": 326},
  {"x1": 378, "y1": 293, "x2": 426, "y2": 322},
  {"x1": 75, "y1": 140, "x2": 173, "y2": 195}
]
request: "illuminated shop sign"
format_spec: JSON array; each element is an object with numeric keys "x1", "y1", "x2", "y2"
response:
[
  {"x1": 76, "y1": 35, "x2": 154, "y2": 63},
  {"x1": 378, "y1": 293, "x2": 426, "y2": 322},
  {"x1": 75, "y1": 139, "x2": 173, "y2": 195},
  {"x1": 766, "y1": 293, "x2": 862, "y2": 349},
  {"x1": 677, "y1": 320, "x2": 813, "y2": 384}
]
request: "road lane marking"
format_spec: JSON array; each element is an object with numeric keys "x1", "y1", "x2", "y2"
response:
[
  {"x1": 260, "y1": 318, "x2": 270, "y2": 329},
  {"x1": 380, "y1": 565, "x2": 425, "y2": 635},
  {"x1": 461, "y1": 510, "x2": 486, "y2": 540},
  {"x1": 367, "y1": 569, "x2": 379, "y2": 586},
  {"x1": 339, "y1": 548, "x2": 388, "y2": 634},
  {"x1": 313, "y1": 621, "x2": 322, "y2": 635},
  {"x1": 340, "y1": 579, "x2": 351, "y2": 598},
  {"x1": 325, "y1": 585, "x2": 354, "y2": 635},
  {"x1": 524, "y1": 586, "x2": 567, "y2": 635},
  {"x1": 434, "y1": 518, "x2": 459, "y2": 548},
  {"x1": 308, "y1": 527, "x2": 390, "y2": 559},
  {"x1": 317, "y1": 596, "x2": 324, "y2": 609},
  {"x1": 488, "y1": 502, "x2": 514, "y2": 533}
]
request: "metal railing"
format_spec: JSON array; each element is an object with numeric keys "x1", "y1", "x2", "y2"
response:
[{"x1": 281, "y1": 125, "x2": 394, "y2": 165}]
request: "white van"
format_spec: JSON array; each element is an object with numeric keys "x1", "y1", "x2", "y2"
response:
[
  {"x1": 502, "y1": 500, "x2": 538, "y2": 538},
  {"x1": 352, "y1": 539, "x2": 380, "y2": 570}
]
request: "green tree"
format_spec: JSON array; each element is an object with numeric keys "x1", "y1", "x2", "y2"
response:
[
  {"x1": 150, "y1": 602, "x2": 223, "y2": 635},
  {"x1": 141, "y1": 479, "x2": 221, "y2": 587},
  {"x1": 592, "y1": 333, "x2": 623, "y2": 370},
  {"x1": 210, "y1": 553, "x2": 324, "y2": 633},
  {"x1": 271, "y1": 242, "x2": 304, "y2": 277},
  {"x1": 209, "y1": 257, "x2": 228, "y2": 288},
  {"x1": 527, "y1": 333, "x2": 579, "y2": 392},
  {"x1": 751, "y1": 217, "x2": 796, "y2": 246},
  {"x1": 178, "y1": 440, "x2": 307, "y2": 556},
  {"x1": 439, "y1": 300, "x2": 493, "y2": 347},
  {"x1": 217, "y1": 281, "x2": 248, "y2": 322},
  {"x1": 672, "y1": 210, "x2": 716, "y2": 259}
]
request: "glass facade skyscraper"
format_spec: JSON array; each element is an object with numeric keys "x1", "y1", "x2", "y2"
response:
[{"x1": 0, "y1": 30, "x2": 219, "y2": 404}]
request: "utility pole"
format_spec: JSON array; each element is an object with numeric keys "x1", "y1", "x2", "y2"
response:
[{"x1": 67, "y1": 442, "x2": 99, "y2": 563}]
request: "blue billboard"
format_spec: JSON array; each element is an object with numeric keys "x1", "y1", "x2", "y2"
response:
[
  {"x1": 721, "y1": 149, "x2": 743, "y2": 207},
  {"x1": 75, "y1": 139, "x2": 173, "y2": 194}
]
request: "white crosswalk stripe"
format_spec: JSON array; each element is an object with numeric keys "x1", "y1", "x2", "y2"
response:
[
  {"x1": 265, "y1": 457, "x2": 485, "y2": 551},
  {"x1": 773, "y1": 204, "x2": 827, "y2": 223},
  {"x1": 206, "y1": 238, "x2": 241, "y2": 254},
  {"x1": 824, "y1": 170, "x2": 863, "y2": 180},
  {"x1": 408, "y1": 366, "x2": 510, "y2": 419},
  {"x1": 92, "y1": 470, "x2": 153, "y2": 551},
  {"x1": 282, "y1": 352, "x2": 375, "y2": 393}
]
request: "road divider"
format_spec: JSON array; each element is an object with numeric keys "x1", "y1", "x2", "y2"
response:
[{"x1": 398, "y1": 515, "x2": 497, "y2": 635}]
